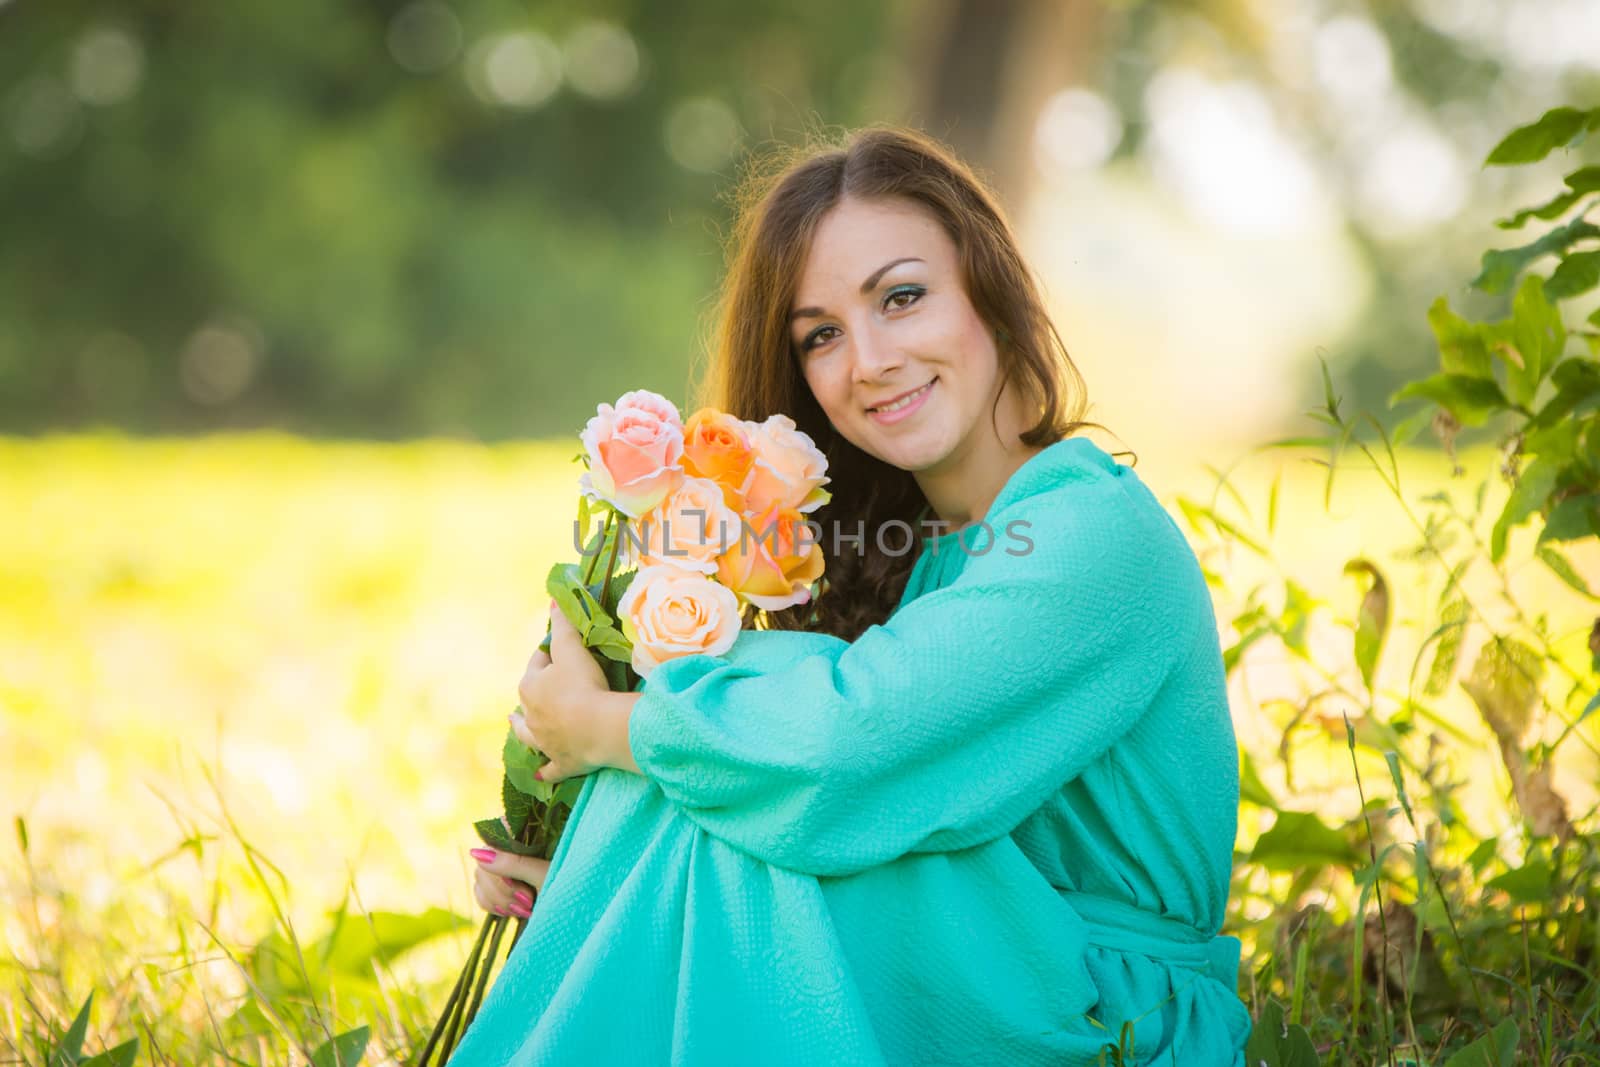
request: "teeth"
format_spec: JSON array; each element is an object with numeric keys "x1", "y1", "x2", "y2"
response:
[{"x1": 874, "y1": 381, "x2": 931, "y2": 414}]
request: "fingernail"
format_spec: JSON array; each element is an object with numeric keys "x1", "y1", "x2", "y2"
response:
[
  {"x1": 513, "y1": 889, "x2": 533, "y2": 908},
  {"x1": 470, "y1": 848, "x2": 497, "y2": 864},
  {"x1": 511, "y1": 903, "x2": 531, "y2": 919}
]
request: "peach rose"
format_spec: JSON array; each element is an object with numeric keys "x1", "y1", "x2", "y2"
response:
[
  {"x1": 618, "y1": 564, "x2": 743, "y2": 677},
  {"x1": 717, "y1": 502, "x2": 826, "y2": 611},
  {"x1": 632, "y1": 476, "x2": 743, "y2": 575},
  {"x1": 578, "y1": 390, "x2": 686, "y2": 518},
  {"x1": 739, "y1": 414, "x2": 831, "y2": 516},
  {"x1": 682, "y1": 408, "x2": 756, "y2": 509}
]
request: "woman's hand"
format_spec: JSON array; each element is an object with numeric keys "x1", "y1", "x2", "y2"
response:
[
  {"x1": 471, "y1": 847, "x2": 549, "y2": 919},
  {"x1": 511, "y1": 599, "x2": 641, "y2": 781}
]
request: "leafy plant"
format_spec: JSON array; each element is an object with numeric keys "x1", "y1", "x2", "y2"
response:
[{"x1": 1218, "y1": 103, "x2": 1600, "y2": 1062}]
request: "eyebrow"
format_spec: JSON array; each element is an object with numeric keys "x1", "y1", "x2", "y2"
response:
[{"x1": 789, "y1": 257, "x2": 925, "y2": 323}]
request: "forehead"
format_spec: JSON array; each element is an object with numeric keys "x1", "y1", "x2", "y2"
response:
[{"x1": 796, "y1": 196, "x2": 951, "y2": 291}]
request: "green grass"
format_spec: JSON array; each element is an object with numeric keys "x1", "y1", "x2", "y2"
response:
[{"x1": 1, "y1": 431, "x2": 1595, "y2": 1065}]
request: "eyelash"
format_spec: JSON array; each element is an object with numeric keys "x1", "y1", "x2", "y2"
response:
[{"x1": 800, "y1": 285, "x2": 926, "y2": 353}]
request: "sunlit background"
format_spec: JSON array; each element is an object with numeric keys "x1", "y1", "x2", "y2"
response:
[{"x1": 3, "y1": 0, "x2": 1599, "y2": 1061}]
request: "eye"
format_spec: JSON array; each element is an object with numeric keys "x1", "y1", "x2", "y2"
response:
[
  {"x1": 883, "y1": 285, "x2": 925, "y2": 311},
  {"x1": 799, "y1": 324, "x2": 840, "y2": 353}
]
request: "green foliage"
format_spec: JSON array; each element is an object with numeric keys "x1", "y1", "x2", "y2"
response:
[
  {"x1": 1244, "y1": 1001, "x2": 1318, "y2": 1067},
  {"x1": 0, "y1": 1, "x2": 894, "y2": 436},
  {"x1": 308, "y1": 1025, "x2": 370, "y2": 1067},
  {"x1": 35, "y1": 993, "x2": 140, "y2": 1067},
  {"x1": 1206, "y1": 101, "x2": 1600, "y2": 1062}
]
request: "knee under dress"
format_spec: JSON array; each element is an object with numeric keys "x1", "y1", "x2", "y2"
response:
[{"x1": 449, "y1": 435, "x2": 1252, "y2": 1065}]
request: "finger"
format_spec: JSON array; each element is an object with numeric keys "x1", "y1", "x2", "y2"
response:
[
  {"x1": 509, "y1": 710, "x2": 538, "y2": 751},
  {"x1": 473, "y1": 871, "x2": 514, "y2": 916},
  {"x1": 526, "y1": 648, "x2": 551, "y2": 672},
  {"x1": 473, "y1": 863, "x2": 534, "y2": 917},
  {"x1": 546, "y1": 597, "x2": 586, "y2": 663},
  {"x1": 472, "y1": 848, "x2": 552, "y2": 893}
]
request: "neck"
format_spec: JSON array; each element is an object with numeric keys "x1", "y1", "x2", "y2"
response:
[{"x1": 915, "y1": 384, "x2": 1043, "y2": 529}]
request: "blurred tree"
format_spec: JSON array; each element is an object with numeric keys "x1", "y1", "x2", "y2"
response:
[
  {"x1": 2, "y1": 0, "x2": 1596, "y2": 438},
  {"x1": 0, "y1": 0, "x2": 895, "y2": 437},
  {"x1": 901, "y1": 0, "x2": 1600, "y2": 427}
]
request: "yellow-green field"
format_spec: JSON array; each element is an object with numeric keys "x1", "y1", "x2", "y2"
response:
[{"x1": 2, "y1": 432, "x2": 1595, "y2": 1063}]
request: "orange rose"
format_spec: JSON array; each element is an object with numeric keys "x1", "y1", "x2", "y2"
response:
[
  {"x1": 739, "y1": 414, "x2": 831, "y2": 516},
  {"x1": 682, "y1": 408, "x2": 756, "y2": 510},
  {"x1": 717, "y1": 502, "x2": 826, "y2": 611}
]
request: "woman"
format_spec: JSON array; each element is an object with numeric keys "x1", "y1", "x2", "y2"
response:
[{"x1": 451, "y1": 126, "x2": 1250, "y2": 1065}]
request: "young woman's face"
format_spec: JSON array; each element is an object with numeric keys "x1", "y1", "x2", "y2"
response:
[{"x1": 789, "y1": 194, "x2": 1003, "y2": 474}]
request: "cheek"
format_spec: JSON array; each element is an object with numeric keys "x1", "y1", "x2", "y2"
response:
[{"x1": 803, "y1": 362, "x2": 853, "y2": 421}]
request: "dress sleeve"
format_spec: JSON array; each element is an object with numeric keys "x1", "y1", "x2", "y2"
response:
[{"x1": 627, "y1": 474, "x2": 1199, "y2": 877}]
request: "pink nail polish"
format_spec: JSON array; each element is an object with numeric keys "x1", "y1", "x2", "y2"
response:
[
  {"x1": 512, "y1": 901, "x2": 532, "y2": 918},
  {"x1": 513, "y1": 889, "x2": 533, "y2": 908},
  {"x1": 470, "y1": 848, "x2": 497, "y2": 863}
]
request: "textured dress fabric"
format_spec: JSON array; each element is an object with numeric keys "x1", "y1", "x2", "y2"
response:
[{"x1": 449, "y1": 436, "x2": 1252, "y2": 1065}]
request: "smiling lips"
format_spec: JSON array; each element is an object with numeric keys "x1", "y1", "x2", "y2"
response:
[{"x1": 867, "y1": 377, "x2": 937, "y2": 424}]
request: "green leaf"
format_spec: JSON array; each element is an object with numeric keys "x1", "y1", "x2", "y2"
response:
[
  {"x1": 1535, "y1": 545, "x2": 1597, "y2": 599},
  {"x1": 1266, "y1": 470, "x2": 1281, "y2": 538},
  {"x1": 1526, "y1": 357, "x2": 1600, "y2": 433},
  {"x1": 1557, "y1": 165, "x2": 1600, "y2": 193},
  {"x1": 503, "y1": 729, "x2": 551, "y2": 801},
  {"x1": 1243, "y1": 1001, "x2": 1319, "y2": 1067},
  {"x1": 1343, "y1": 559, "x2": 1389, "y2": 693},
  {"x1": 575, "y1": 493, "x2": 592, "y2": 554},
  {"x1": 309, "y1": 1025, "x2": 370, "y2": 1067},
  {"x1": 1498, "y1": 273, "x2": 1566, "y2": 408},
  {"x1": 1487, "y1": 859, "x2": 1555, "y2": 904},
  {"x1": 1495, "y1": 165, "x2": 1600, "y2": 228},
  {"x1": 1389, "y1": 373, "x2": 1508, "y2": 427},
  {"x1": 1238, "y1": 748, "x2": 1278, "y2": 810},
  {"x1": 1466, "y1": 837, "x2": 1498, "y2": 875},
  {"x1": 48, "y1": 993, "x2": 93, "y2": 1067},
  {"x1": 1538, "y1": 493, "x2": 1600, "y2": 546},
  {"x1": 502, "y1": 772, "x2": 532, "y2": 836},
  {"x1": 1248, "y1": 810, "x2": 1360, "y2": 872},
  {"x1": 1497, "y1": 189, "x2": 1583, "y2": 229},
  {"x1": 1491, "y1": 456, "x2": 1561, "y2": 562},
  {"x1": 79, "y1": 1039, "x2": 139, "y2": 1067},
  {"x1": 1427, "y1": 297, "x2": 1496, "y2": 373},
  {"x1": 1546, "y1": 249, "x2": 1600, "y2": 300},
  {"x1": 1471, "y1": 219, "x2": 1600, "y2": 294},
  {"x1": 1443, "y1": 1018, "x2": 1520, "y2": 1066},
  {"x1": 1423, "y1": 597, "x2": 1469, "y2": 698},
  {"x1": 1485, "y1": 106, "x2": 1600, "y2": 165},
  {"x1": 473, "y1": 815, "x2": 542, "y2": 857},
  {"x1": 1384, "y1": 751, "x2": 1414, "y2": 825},
  {"x1": 316, "y1": 908, "x2": 470, "y2": 978}
]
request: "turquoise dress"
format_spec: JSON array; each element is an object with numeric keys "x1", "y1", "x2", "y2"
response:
[{"x1": 451, "y1": 436, "x2": 1251, "y2": 1065}]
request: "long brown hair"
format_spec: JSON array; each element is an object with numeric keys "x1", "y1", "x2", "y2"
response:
[{"x1": 692, "y1": 125, "x2": 1124, "y2": 641}]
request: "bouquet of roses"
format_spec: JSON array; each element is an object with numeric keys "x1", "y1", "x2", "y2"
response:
[{"x1": 417, "y1": 390, "x2": 830, "y2": 1064}]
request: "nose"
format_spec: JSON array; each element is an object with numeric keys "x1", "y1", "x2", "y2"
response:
[{"x1": 849, "y1": 319, "x2": 905, "y2": 386}]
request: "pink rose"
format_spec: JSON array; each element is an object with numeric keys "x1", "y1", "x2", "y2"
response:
[
  {"x1": 633, "y1": 476, "x2": 743, "y2": 575},
  {"x1": 739, "y1": 414, "x2": 832, "y2": 516},
  {"x1": 618, "y1": 565, "x2": 743, "y2": 677},
  {"x1": 579, "y1": 390, "x2": 686, "y2": 518}
]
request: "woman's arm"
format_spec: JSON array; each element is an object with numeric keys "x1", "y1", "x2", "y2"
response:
[
  {"x1": 592, "y1": 688, "x2": 642, "y2": 776},
  {"x1": 605, "y1": 475, "x2": 1209, "y2": 878}
]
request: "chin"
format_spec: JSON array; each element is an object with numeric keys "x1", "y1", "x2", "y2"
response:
[{"x1": 861, "y1": 428, "x2": 951, "y2": 474}]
